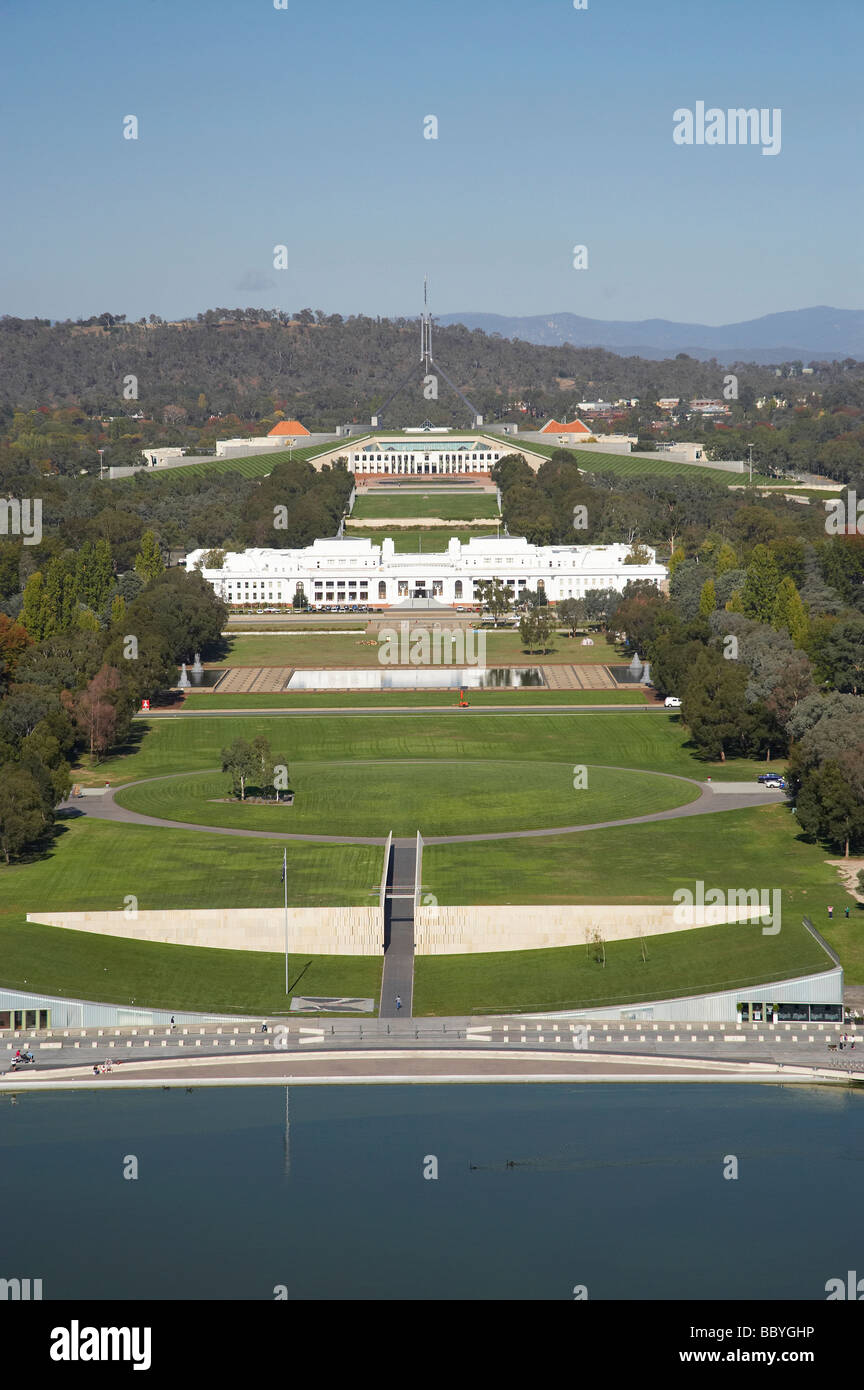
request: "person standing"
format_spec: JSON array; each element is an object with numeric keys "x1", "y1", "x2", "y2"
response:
[
  {"x1": 395, "y1": 995, "x2": 402, "y2": 1011},
  {"x1": 828, "y1": 906, "x2": 834, "y2": 920}
]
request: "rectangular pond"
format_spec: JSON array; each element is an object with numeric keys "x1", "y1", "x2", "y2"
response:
[{"x1": 285, "y1": 667, "x2": 546, "y2": 690}]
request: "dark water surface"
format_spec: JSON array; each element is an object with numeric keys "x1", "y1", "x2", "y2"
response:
[{"x1": 0, "y1": 1083, "x2": 860, "y2": 1300}]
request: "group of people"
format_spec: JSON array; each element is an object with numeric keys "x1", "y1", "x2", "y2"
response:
[{"x1": 92, "y1": 1061, "x2": 114, "y2": 1075}]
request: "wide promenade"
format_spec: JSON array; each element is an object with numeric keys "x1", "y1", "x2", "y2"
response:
[{"x1": 2, "y1": 1018, "x2": 862, "y2": 1087}]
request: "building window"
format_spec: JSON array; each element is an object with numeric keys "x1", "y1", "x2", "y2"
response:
[
  {"x1": 378, "y1": 581, "x2": 387, "y2": 599},
  {"x1": 454, "y1": 580, "x2": 463, "y2": 598}
]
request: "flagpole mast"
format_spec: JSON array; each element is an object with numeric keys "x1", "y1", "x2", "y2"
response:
[{"x1": 283, "y1": 847, "x2": 289, "y2": 994}]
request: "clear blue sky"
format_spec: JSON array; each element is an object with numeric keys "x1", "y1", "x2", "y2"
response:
[{"x1": 0, "y1": 0, "x2": 860, "y2": 325}]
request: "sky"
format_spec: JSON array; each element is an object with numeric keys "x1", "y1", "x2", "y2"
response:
[{"x1": 0, "y1": 0, "x2": 861, "y2": 326}]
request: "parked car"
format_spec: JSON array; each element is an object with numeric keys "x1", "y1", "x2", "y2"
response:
[
  {"x1": 761, "y1": 775, "x2": 786, "y2": 789},
  {"x1": 664, "y1": 696, "x2": 682, "y2": 709}
]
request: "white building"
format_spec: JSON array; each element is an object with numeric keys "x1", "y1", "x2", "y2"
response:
[
  {"x1": 140, "y1": 447, "x2": 186, "y2": 467},
  {"x1": 186, "y1": 536, "x2": 667, "y2": 609}
]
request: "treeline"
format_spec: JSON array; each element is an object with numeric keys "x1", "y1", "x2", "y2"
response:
[
  {"x1": 3, "y1": 312, "x2": 864, "y2": 431},
  {"x1": 493, "y1": 452, "x2": 864, "y2": 573},
  {"x1": 705, "y1": 420, "x2": 864, "y2": 482},
  {"x1": 0, "y1": 457, "x2": 353, "y2": 614},
  {"x1": 0, "y1": 560, "x2": 226, "y2": 863},
  {"x1": 608, "y1": 541, "x2": 864, "y2": 855}
]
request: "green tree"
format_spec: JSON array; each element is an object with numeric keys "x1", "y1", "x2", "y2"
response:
[
  {"x1": 741, "y1": 544, "x2": 782, "y2": 623},
  {"x1": 771, "y1": 576, "x2": 808, "y2": 646},
  {"x1": 0, "y1": 766, "x2": 45, "y2": 863},
  {"x1": 812, "y1": 618, "x2": 864, "y2": 695},
  {"x1": 715, "y1": 541, "x2": 738, "y2": 575},
  {"x1": 725, "y1": 588, "x2": 745, "y2": 614},
  {"x1": 475, "y1": 578, "x2": 513, "y2": 627},
  {"x1": 698, "y1": 578, "x2": 716, "y2": 618},
  {"x1": 20, "y1": 571, "x2": 46, "y2": 640},
  {"x1": 668, "y1": 546, "x2": 686, "y2": 576},
  {"x1": 681, "y1": 650, "x2": 750, "y2": 761},
  {"x1": 221, "y1": 738, "x2": 257, "y2": 801},
  {"x1": 134, "y1": 529, "x2": 164, "y2": 584},
  {"x1": 558, "y1": 597, "x2": 586, "y2": 637}
]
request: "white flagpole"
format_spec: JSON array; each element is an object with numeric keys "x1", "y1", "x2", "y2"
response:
[{"x1": 283, "y1": 847, "x2": 289, "y2": 994}]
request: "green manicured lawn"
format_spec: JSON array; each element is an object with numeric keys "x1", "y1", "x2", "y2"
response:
[
  {"x1": 344, "y1": 527, "x2": 497, "y2": 549},
  {"x1": 115, "y1": 760, "x2": 699, "y2": 837},
  {"x1": 0, "y1": 920, "x2": 379, "y2": 1017},
  {"x1": 515, "y1": 439, "x2": 771, "y2": 484},
  {"x1": 93, "y1": 712, "x2": 772, "y2": 785},
  {"x1": 423, "y1": 803, "x2": 849, "y2": 914},
  {"x1": 413, "y1": 919, "x2": 831, "y2": 1015},
  {"x1": 224, "y1": 621, "x2": 366, "y2": 632},
  {"x1": 0, "y1": 819, "x2": 382, "y2": 1015},
  {"x1": 181, "y1": 689, "x2": 649, "y2": 709},
  {"x1": 146, "y1": 443, "x2": 332, "y2": 481},
  {"x1": 213, "y1": 631, "x2": 621, "y2": 667},
  {"x1": 351, "y1": 493, "x2": 500, "y2": 520},
  {"x1": 0, "y1": 818, "x2": 379, "y2": 911}
]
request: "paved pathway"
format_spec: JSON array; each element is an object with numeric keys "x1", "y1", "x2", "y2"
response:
[
  {"x1": 379, "y1": 839, "x2": 417, "y2": 1017},
  {"x1": 59, "y1": 771, "x2": 782, "y2": 848},
  {"x1": 3, "y1": 1018, "x2": 863, "y2": 1085},
  {"x1": 139, "y1": 704, "x2": 666, "y2": 717}
]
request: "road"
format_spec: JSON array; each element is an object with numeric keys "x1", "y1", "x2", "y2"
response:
[{"x1": 3, "y1": 1017, "x2": 861, "y2": 1087}]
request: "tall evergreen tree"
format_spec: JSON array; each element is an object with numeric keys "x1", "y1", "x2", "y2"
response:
[
  {"x1": 134, "y1": 530, "x2": 164, "y2": 584},
  {"x1": 698, "y1": 578, "x2": 716, "y2": 618},
  {"x1": 741, "y1": 544, "x2": 782, "y2": 623},
  {"x1": 771, "y1": 575, "x2": 809, "y2": 646}
]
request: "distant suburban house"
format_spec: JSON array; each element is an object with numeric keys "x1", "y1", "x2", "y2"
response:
[{"x1": 267, "y1": 420, "x2": 311, "y2": 438}]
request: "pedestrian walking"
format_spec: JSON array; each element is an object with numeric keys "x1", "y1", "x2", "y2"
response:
[
  {"x1": 845, "y1": 907, "x2": 851, "y2": 919},
  {"x1": 828, "y1": 906, "x2": 834, "y2": 920},
  {"x1": 395, "y1": 995, "x2": 402, "y2": 1011}
]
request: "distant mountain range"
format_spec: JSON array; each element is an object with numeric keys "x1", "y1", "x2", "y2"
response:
[{"x1": 436, "y1": 306, "x2": 864, "y2": 365}]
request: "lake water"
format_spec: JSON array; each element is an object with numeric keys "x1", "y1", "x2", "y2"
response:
[{"x1": 1, "y1": 1083, "x2": 861, "y2": 1300}]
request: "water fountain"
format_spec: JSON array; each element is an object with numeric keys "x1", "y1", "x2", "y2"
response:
[
  {"x1": 641, "y1": 661, "x2": 652, "y2": 686},
  {"x1": 177, "y1": 663, "x2": 190, "y2": 689},
  {"x1": 192, "y1": 652, "x2": 203, "y2": 676},
  {"x1": 628, "y1": 653, "x2": 644, "y2": 681}
]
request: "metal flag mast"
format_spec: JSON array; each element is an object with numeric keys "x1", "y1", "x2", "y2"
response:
[
  {"x1": 283, "y1": 846, "x2": 289, "y2": 993},
  {"x1": 371, "y1": 277, "x2": 483, "y2": 428}
]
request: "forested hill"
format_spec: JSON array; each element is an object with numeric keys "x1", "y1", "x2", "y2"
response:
[{"x1": 3, "y1": 312, "x2": 863, "y2": 425}]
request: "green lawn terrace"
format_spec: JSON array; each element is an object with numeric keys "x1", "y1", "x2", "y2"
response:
[
  {"x1": 0, "y1": 819, "x2": 382, "y2": 1015},
  {"x1": 345, "y1": 528, "x2": 500, "y2": 550},
  {"x1": 114, "y1": 442, "x2": 331, "y2": 483},
  {"x1": 349, "y1": 493, "x2": 501, "y2": 520},
  {"x1": 180, "y1": 689, "x2": 649, "y2": 710},
  {"x1": 2, "y1": 711, "x2": 856, "y2": 1017},
  {"x1": 208, "y1": 631, "x2": 623, "y2": 668},
  {"x1": 93, "y1": 712, "x2": 774, "y2": 786},
  {"x1": 113, "y1": 759, "x2": 700, "y2": 838},
  {"x1": 512, "y1": 438, "x2": 774, "y2": 484}
]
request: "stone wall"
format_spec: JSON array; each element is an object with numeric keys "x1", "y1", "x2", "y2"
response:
[
  {"x1": 414, "y1": 903, "x2": 772, "y2": 955},
  {"x1": 27, "y1": 907, "x2": 383, "y2": 956}
]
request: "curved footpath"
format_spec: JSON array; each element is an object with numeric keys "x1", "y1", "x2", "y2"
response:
[
  {"x1": 61, "y1": 771, "x2": 782, "y2": 847},
  {"x1": 140, "y1": 704, "x2": 667, "y2": 717}
]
